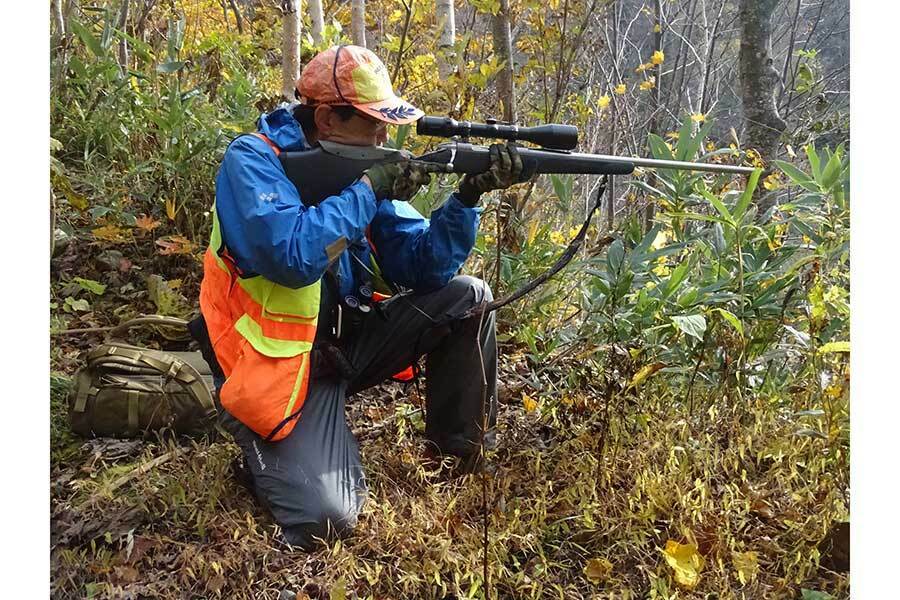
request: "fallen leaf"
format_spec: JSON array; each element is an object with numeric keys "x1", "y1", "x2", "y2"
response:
[
  {"x1": 155, "y1": 235, "x2": 196, "y2": 255},
  {"x1": 92, "y1": 224, "x2": 131, "y2": 243},
  {"x1": 662, "y1": 540, "x2": 705, "y2": 589},
  {"x1": 112, "y1": 565, "x2": 140, "y2": 584},
  {"x1": 584, "y1": 557, "x2": 612, "y2": 584},
  {"x1": 135, "y1": 215, "x2": 162, "y2": 232},
  {"x1": 73, "y1": 277, "x2": 106, "y2": 296},
  {"x1": 731, "y1": 550, "x2": 758, "y2": 584},
  {"x1": 522, "y1": 393, "x2": 538, "y2": 413}
]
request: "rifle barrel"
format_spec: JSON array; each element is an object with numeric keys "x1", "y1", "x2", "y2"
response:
[{"x1": 590, "y1": 153, "x2": 756, "y2": 175}]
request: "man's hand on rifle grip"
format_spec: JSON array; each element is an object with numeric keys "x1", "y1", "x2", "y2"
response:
[{"x1": 457, "y1": 142, "x2": 528, "y2": 208}]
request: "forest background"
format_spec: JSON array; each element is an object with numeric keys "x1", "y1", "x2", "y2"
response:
[{"x1": 40, "y1": 0, "x2": 862, "y2": 598}]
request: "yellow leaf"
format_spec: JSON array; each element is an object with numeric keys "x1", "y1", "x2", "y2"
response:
[
  {"x1": 662, "y1": 540, "x2": 705, "y2": 590},
  {"x1": 651, "y1": 229, "x2": 670, "y2": 250},
  {"x1": 628, "y1": 363, "x2": 665, "y2": 389},
  {"x1": 731, "y1": 550, "x2": 758, "y2": 585},
  {"x1": 650, "y1": 50, "x2": 665, "y2": 65},
  {"x1": 691, "y1": 113, "x2": 706, "y2": 123},
  {"x1": 522, "y1": 393, "x2": 538, "y2": 413},
  {"x1": 762, "y1": 172, "x2": 783, "y2": 191},
  {"x1": 92, "y1": 225, "x2": 130, "y2": 243},
  {"x1": 653, "y1": 23, "x2": 662, "y2": 33},
  {"x1": 597, "y1": 94, "x2": 611, "y2": 109},
  {"x1": 818, "y1": 341, "x2": 850, "y2": 354},
  {"x1": 614, "y1": 83, "x2": 627, "y2": 95},
  {"x1": 584, "y1": 558, "x2": 612, "y2": 584},
  {"x1": 165, "y1": 197, "x2": 178, "y2": 221},
  {"x1": 527, "y1": 220, "x2": 539, "y2": 245}
]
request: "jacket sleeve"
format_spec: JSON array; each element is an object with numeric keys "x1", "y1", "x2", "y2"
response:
[
  {"x1": 368, "y1": 193, "x2": 481, "y2": 291},
  {"x1": 215, "y1": 136, "x2": 378, "y2": 289}
]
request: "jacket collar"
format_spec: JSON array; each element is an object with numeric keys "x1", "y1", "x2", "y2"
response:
[{"x1": 256, "y1": 106, "x2": 309, "y2": 151}]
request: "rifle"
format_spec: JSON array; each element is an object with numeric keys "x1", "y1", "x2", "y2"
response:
[{"x1": 277, "y1": 116, "x2": 756, "y2": 206}]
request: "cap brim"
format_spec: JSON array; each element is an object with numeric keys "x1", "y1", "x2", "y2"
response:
[{"x1": 354, "y1": 96, "x2": 424, "y2": 125}]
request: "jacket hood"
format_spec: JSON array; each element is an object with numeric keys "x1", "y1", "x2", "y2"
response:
[{"x1": 256, "y1": 106, "x2": 309, "y2": 151}]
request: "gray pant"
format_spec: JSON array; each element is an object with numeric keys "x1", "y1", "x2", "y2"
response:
[{"x1": 211, "y1": 275, "x2": 497, "y2": 550}]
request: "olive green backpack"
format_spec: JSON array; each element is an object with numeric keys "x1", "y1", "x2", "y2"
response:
[{"x1": 68, "y1": 316, "x2": 218, "y2": 438}]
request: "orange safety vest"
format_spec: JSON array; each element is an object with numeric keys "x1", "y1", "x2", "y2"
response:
[
  {"x1": 200, "y1": 133, "x2": 413, "y2": 440},
  {"x1": 200, "y1": 134, "x2": 319, "y2": 441}
]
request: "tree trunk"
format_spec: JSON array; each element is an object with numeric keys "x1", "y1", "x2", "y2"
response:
[
  {"x1": 116, "y1": 0, "x2": 131, "y2": 73},
  {"x1": 51, "y1": 0, "x2": 65, "y2": 49},
  {"x1": 436, "y1": 0, "x2": 455, "y2": 78},
  {"x1": 351, "y1": 0, "x2": 366, "y2": 47},
  {"x1": 606, "y1": 0, "x2": 619, "y2": 232},
  {"x1": 227, "y1": 0, "x2": 244, "y2": 34},
  {"x1": 309, "y1": 0, "x2": 325, "y2": 45},
  {"x1": 492, "y1": 0, "x2": 520, "y2": 289},
  {"x1": 282, "y1": 0, "x2": 301, "y2": 101},
  {"x1": 644, "y1": 0, "x2": 663, "y2": 234},
  {"x1": 739, "y1": 0, "x2": 786, "y2": 217},
  {"x1": 492, "y1": 0, "x2": 516, "y2": 123}
]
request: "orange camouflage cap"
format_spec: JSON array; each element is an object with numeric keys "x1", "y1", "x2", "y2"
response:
[{"x1": 296, "y1": 45, "x2": 424, "y2": 125}]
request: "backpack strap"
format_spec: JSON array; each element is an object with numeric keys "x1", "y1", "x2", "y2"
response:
[
  {"x1": 88, "y1": 345, "x2": 215, "y2": 413},
  {"x1": 250, "y1": 132, "x2": 281, "y2": 156}
]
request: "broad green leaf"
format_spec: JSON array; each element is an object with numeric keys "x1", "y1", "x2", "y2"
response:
[
  {"x1": 156, "y1": 60, "x2": 186, "y2": 73},
  {"x1": 663, "y1": 262, "x2": 690, "y2": 299},
  {"x1": 699, "y1": 189, "x2": 733, "y2": 225},
  {"x1": 631, "y1": 224, "x2": 662, "y2": 260},
  {"x1": 647, "y1": 133, "x2": 675, "y2": 161},
  {"x1": 550, "y1": 174, "x2": 573, "y2": 203},
  {"x1": 73, "y1": 277, "x2": 107, "y2": 296},
  {"x1": 69, "y1": 19, "x2": 104, "y2": 57},
  {"x1": 672, "y1": 314, "x2": 707, "y2": 341},
  {"x1": 677, "y1": 118, "x2": 714, "y2": 162},
  {"x1": 606, "y1": 239, "x2": 625, "y2": 276},
  {"x1": 820, "y1": 151, "x2": 843, "y2": 191},
  {"x1": 733, "y1": 169, "x2": 762, "y2": 222},
  {"x1": 715, "y1": 308, "x2": 743, "y2": 337},
  {"x1": 775, "y1": 160, "x2": 821, "y2": 193},
  {"x1": 804, "y1": 145, "x2": 822, "y2": 181}
]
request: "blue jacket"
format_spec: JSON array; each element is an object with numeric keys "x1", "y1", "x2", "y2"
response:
[{"x1": 214, "y1": 107, "x2": 482, "y2": 297}]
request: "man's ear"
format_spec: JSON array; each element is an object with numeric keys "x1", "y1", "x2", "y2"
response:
[{"x1": 313, "y1": 105, "x2": 332, "y2": 136}]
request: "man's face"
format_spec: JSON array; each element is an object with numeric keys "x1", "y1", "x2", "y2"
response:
[{"x1": 313, "y1": 105, "x2": 388, "y2": 146}]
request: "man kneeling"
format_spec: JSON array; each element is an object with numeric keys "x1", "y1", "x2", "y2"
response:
[{"x1": 192, "y1": 45, "x2": 524, "y2": 549}]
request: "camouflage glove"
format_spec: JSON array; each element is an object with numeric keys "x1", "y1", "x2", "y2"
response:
[
  {"x1": 391, "y1": 162, "x2": 442, "y2": 202},
  {"x1": 364, "y1": 161, "x2": 441, "y2": 202},
  {"x1": 457, "y1": 142, "x2": 526, "y2": 207},
  {"x1": 363, "y1": 162, "x2": 406, "y2": 202}
]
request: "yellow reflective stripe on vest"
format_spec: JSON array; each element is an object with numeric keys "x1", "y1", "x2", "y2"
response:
[
  {"x1": 284, "y1": 353, "x2": 310, "y2": 418},
  {"x1": 234, "y1": 314, "x2": 314, "y2": 357}
]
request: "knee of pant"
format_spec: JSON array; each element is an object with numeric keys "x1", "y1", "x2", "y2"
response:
[
  {"x1": 280, "y1": 498, "x2": 361, "y2": 550},
  {"x1": 447, "y1": 274, "x2": 494, "y2": 304}
]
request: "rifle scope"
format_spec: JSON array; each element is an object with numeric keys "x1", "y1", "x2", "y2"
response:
[{"x1": 416, "y1": 116, "x2": 579, "y2": 151}]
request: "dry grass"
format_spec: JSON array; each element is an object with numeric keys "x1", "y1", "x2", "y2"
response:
[{"x1": 50, "y1": 350, "x2": 849, "y2": 600}]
